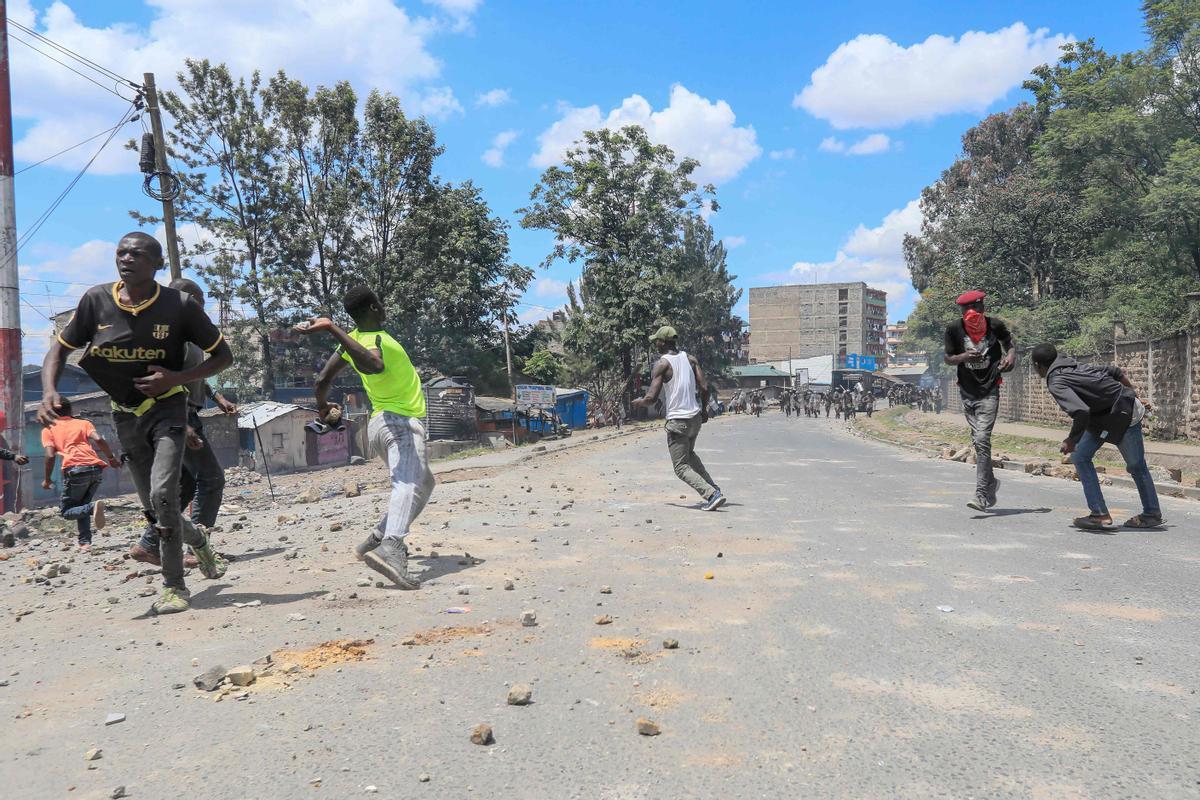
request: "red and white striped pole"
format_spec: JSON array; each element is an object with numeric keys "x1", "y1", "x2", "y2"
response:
[{"x1": 0, "y1": 0, "x2": 25, "y2": 513}]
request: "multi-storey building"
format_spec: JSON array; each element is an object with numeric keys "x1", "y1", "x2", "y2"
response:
[{"x1": 748, "y1": 282, "x2": 887, "y2": 367}]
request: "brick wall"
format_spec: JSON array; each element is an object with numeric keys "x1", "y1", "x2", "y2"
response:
[{"x1": 943, "y1": 324, "x2": 1200, "y2": 441}]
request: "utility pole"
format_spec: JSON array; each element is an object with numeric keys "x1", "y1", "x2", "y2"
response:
[
  {"x1": 142, "y1": 72, "x2": 181, "y2": 279},
  {"x1": 0, "y1": 0, "x2": 24, "y2": 513},
  {"x1": 501, "y1": 305, "x2": 518, "y2": 446}
]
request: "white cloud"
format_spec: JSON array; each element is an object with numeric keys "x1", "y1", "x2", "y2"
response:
[
  {"x1": 723, "y1": 235, "x2": 747, "y2": 249},
  {"x1": 476, "y1": 88, "x2": 512, "y2": 107},
  {"x1": 820, "y1": 133, "x2": 892, "y2": 156},
  {"x1": 768, "y1": 148, "x2": 795, "y2": 160},
  {"x1": 533, "y1": 277, "x2": 569, "y2": 298},
  {"x1": 782, "y1": 199, "x2": 922, "y2": 320},
  {"x1": 531, "y1": 84, "x2": 762, "y2": 185},
  {"x1": 794, "y1": 22, "x2": 1071, "y2": 129},
  {"x1": 416, "y1": 86, "x2": 464, "y2": 119},
  {"x1": 10, "y1": 0, "x2": 478, "y2": 174},
  {"x1": 819, "y1": 136, "x2": 846, "y2": 154},
  {"x1": 481, "y1": 129, "x2": 518, "y2": 167}
]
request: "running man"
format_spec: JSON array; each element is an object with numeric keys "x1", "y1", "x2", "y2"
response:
[
  {"x1": 38, "y1": 232, "x2": 230, "y2": 614},
  {"x1": 631, "y1": 325, "x2": 726, "y2": 511},
  {"x1": 1032, "y1": 344, "x2": 1163, "y2": 531},
  {"x1": 131, "y1": 279, "x2": 237, "y2": 566},
  {"x1": 41, "y1": 397, "x2": 120, "y2": 550},
  {"x1": 944, "y1": 290, "x2": 1016, "y2": 512},
  {"x1": 296, "y1": 285, "x2": 433, "y2": 589}
]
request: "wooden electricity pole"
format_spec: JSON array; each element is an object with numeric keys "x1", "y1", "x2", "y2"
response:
[{"x1": 142, "y1": 72, "x2": 181, "y2": 279}]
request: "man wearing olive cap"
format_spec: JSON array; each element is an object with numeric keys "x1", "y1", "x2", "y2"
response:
[
  {"x1": 944, "y1": 290, "x2": 1016, "y2": 512},
  {"x1": 632, "y1": 326, "x2": 726, "y2": 511}
]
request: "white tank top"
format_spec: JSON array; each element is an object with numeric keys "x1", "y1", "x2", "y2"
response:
[{"x1": 662, "y1": 350, "x2": 701, "y2": 420}]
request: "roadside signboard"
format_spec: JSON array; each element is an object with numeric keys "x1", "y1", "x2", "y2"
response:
[
  {"x1": 844, "y1": 354, "x2": 877, "y2": 371},
  {"x1": 516, "y1": 384, "x2": 555, "y2": 409}
]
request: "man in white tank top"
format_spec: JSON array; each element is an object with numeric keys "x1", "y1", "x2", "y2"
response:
[{"x1": 631, "y1": 326, "x2": 726, "y2": 511}]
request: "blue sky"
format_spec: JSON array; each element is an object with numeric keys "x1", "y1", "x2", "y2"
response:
[{"x1": 11, "y1": 0, "x2": 1148, "y2": 362}]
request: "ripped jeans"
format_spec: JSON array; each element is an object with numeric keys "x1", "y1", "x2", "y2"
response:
[{"x1": 114, "y1": 394, "x2": 207, "y2": 590}]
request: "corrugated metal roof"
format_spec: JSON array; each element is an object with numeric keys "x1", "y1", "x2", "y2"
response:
[
  {"x1": 475, "y1": 396, "x2": 515, "y2": 412},
  {"x1": 237, "y1": 401, "x2": 303, "y2": 429},
  {"x1": 732, "y1": 364, "x2": 790, "y2": 378}
]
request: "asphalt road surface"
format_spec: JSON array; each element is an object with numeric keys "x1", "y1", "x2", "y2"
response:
[{"x1": 2, "y1": 413, "x2": 1197, "y2": 799}]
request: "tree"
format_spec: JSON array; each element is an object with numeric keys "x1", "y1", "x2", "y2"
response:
[
  {"x1": 264, "y1": 75, "x2": 360, "y2": 318},
  {"x1": 354, "y1": 91, "x2": 441, "y2": 305},
  {"x1": 520, "y1": 125, "x2": 714, "y2": 404},
  {"x1": 143, "y1": 59, "x2": 296, "y2": 396},
  {"x1": 662, "y1": 215, "x2": 743, "y2": 376},
  {"x1": 520, "y1": 349, "x2": 563, "y2": 385}
]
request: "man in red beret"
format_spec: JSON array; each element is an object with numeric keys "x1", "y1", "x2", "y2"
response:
[{"x1": 944, "y1": 291, "x2": 1016, "y2": 511}]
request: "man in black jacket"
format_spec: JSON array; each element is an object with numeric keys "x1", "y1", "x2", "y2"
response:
[{"x1": 1031, "y1": 343, "x2": 1163, "y2": 530}]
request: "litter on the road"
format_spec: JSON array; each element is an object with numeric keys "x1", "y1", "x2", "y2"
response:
[
  {"x1": 444, "y1": 607, "x2": 471, "y2": 614},
  {"x1": 937, "y1": 605, "x2": 954, "y2": 613}
]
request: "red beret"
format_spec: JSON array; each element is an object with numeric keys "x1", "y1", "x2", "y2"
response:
[{"x1": 955, "y1": 290, "x2": 986, "y2": 305}]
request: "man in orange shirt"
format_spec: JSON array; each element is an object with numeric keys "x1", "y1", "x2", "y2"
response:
[{"x1": 41, "y1": 397, "x2": 120, "y2": 550}]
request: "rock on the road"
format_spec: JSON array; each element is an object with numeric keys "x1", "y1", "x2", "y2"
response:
[
  {"x1": 470, "y1": 723, "x2": 494, "y2": 745},
  {"x1": 193, "y1": 665, "x2": 226, "y2": 692},
  {"x1": 636, "y1": 718, "x2": 661, "y2": 736},
  {"x1": 506, "y1": 684, "x2": 533, "y2": 706}
]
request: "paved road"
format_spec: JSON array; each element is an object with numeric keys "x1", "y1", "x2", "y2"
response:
[{"x1": 2, "y1": 413, "x2": 1198, "y2": 799}]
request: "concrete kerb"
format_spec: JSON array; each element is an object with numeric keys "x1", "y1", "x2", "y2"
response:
[{"x1": 847, "y1": 420, "x2": 1200, "y2": 503}]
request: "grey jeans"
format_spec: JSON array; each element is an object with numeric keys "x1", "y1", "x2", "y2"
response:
[
  {"x1": 961, "y1": 390, "x2": 1000, "y2": 501},
  {"x1": 115, "y1": 395, "x2": 207, "y2": 590},
  {"x1": 665, "y1": 413, "x2": 717, "y2": 499},
  {"x1": 370, "y1": 412, "x2": 436, "y2": 542}
]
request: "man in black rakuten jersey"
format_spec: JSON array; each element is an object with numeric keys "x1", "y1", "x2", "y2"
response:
[{"x1": 38, "y1": 232, "x2": 233, "y2": 615}]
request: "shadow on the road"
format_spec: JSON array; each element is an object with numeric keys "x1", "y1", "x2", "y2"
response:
[
  {"x1": 662, "y1": 502, "x2": 740, "y2": 511},
  {"x1": 128, "y1": 585, "x2": 329, "y2": 619},
  {"x1": 971, "y1": 507, "x2": 1053, "y2": 519},
  {"x1": 223, "y1": 546, "x2": 287, "y2": 563},
  {"x1": 188, "y1": 584, "x2": 328, "y2": 609},
  {"x1": 414, "y1": 554, "x2": 486, "y2": 583},
  {"x1": 1074, "y1": 525, "x2": 1118, "y2": 536}
]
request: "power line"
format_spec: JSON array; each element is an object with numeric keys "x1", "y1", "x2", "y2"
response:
[
  {"x1": 15, "y1": 103, "x2": 139, "y2": 254},
  {"x1": 7, "y1": 18, "x2": 139, "y2": 89},
  {"x1": 7, "y1": 32, "x2": 136, "y2": 102},
  {"x1": 15, "y1": 120, "x2": 133, "y2": 174}
]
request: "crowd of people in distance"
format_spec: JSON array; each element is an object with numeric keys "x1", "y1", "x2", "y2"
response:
[{"x1": 887, "y1": 384, "x2": 942, "y2": 413}]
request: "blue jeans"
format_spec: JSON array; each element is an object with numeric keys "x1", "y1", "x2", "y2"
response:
[
  {"x1": 1071, "y1": 423, "x2": 1161, "y2": 518},
  {"x1": 61, "y1": 465, "x2": 104, "y2": 543}
]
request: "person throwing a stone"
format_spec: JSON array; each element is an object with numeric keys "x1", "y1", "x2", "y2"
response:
[
  {"x1": 631, "y1": 326, "x2": 726, "y2": 511},
  {"x1": 943, "y1": 290, "x2": 1015, "y2": 512},
  {"x1": 1031, "y1": 343, "x2": 1163, "y2": 530},
  {"x1": 296, "y1": 285, "x2": 433, "y2": 589},
  {"x1": 38, "y1": 232, "x2": 230, "y2": 614}
]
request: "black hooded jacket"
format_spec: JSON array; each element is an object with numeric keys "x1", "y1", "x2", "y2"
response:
[{"x1": 1043, "y1": 355, "x2": 1136, "y2": 445}]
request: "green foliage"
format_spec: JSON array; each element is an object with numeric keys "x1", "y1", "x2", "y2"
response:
[
  {"x1": 520, "y1": 125, "x2": 738, "y2": 409},
  {"x1": 905, "y1": 6, "x2": 1200, "y2": 355},
  {"x1": 133, "y1": 62, "x2": 527, "y2": 396},
  {"x1": 520, "y1": 349, "x2": 563, "y2": 385}
]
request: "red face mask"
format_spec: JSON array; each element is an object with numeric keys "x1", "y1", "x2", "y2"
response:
[{"x1": 963, "y1": 309, "x2": 986, "y2": 343}]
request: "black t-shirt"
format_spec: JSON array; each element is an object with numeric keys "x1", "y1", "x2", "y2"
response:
[
  {"x1": 944, "y1": 316, "x2": 1012, "y2": 400},
  {"x1": 58, "y1": 282, "x2": 223, "y2": 408}
]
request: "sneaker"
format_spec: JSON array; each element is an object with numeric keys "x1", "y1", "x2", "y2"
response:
[
  {"x1": 354, "y1": 532, "x2": 382, "y2": 561},
  {"x1": 129, "y1": 542, "x2": 161, "y2": 566},
  {"x1": 152, "y1": 587, "x2": 191, "y2": 615},
  {"x1": 966, "y1": 495, "x2": 989, "y2": 513},
  {"x1": 191, "y1": 541, "x2": 227, "y2": 579},
  {"x1": 92, "y1": 500, "x2": 106, "y2": 531},
  {"x1": 364, "y1": 538, "x2": 419, "y2": 590},
  {"x1": 702, "y1": 490, "x2": 727, "y2": 511}
]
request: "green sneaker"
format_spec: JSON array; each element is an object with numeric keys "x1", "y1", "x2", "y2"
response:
[
  {"x1": 192, "y1": 542, "x2": 227, "y2": 579},
  {"x1": 152, "y1": 587, "x2": 191, "y2": 615}
]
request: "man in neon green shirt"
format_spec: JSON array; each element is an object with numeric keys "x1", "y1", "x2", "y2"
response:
[{"x1": 296, "y1": 286, "x2": 434, "y2": 589}]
